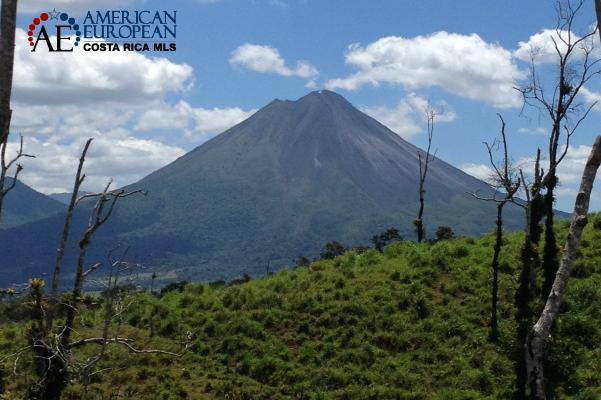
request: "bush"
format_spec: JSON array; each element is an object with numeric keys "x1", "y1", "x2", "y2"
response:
[
  {"x1": 591, "y1": 214, "x2": 601, "y2": 230},
  {"x1": 452, "y1": 245, "x2": 469, "y2": 258},
  {"x1": 319, "y1": 241, "x2": 346, "y2": 260},
  {"x1": 160, "y1": 281, "x2": 188, "y2": 296},
  {"x1": 435, "y1": 226, "x2": 455, "y2": 241}
]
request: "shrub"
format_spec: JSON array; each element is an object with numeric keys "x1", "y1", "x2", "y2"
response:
[
  {"x1": 591, "y1": 214, "x2": 601, "y2": 230},
  {"x1": 160, "y1": 281, "x2": 188, "y2": 296},
  {"x1": 435, "y1": 226, "x2": 455, "y2": 241},
  {"x1": 319, "y1": 241, "x2": 346, "y2": 260},
  {"x1": 452, "y1": 245, "x2": 470, "y2": 258}
]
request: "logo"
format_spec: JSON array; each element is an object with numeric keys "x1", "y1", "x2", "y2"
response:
[
  {"x1": 28, "y1": 9, "x2": 80, "y2": 52},
  {"x1": 28, "y1": 9, "x2": 177, "y2": 53}
]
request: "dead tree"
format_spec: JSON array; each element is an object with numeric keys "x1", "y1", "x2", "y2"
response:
[
  {"x1": 45, "y1": 138, "x2": 92, "y2": 332},
  {"x1": 0, "y1": 0, "x2": 19, "y2": 221},
  {"x1": 28, "y1": 179, "x2": 146, "y2": 400},
  {"x1": 596, "y1": 0, "x2": 601, "y2": 41},
  {"x1": 414, "y1": 108, "x2": 435, "y2": 243},
  {"x1": 472, "y1": 115, "x2": 521, "y2": 342},
  {"x1": 517, "y1": 0, "x2": 600, "y2": 301},
  {"x1": 50, "y1": 139, "x2": 93, "y2": 298},
  {"x1": 0, "y1": 135, "x2": 35, "y2": 216},
  {"x1": 4, "y1": 138, "x2": 182, "y2": 400},
  {"x1": 512, "y1": 149, "x2": 545, "y2": 400},
  {"x1": 526, "y1": 135, "x2": 601, "y2": 399}
]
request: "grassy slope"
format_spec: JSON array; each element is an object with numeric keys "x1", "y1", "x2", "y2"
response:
[{"x1": 1, "y1": 216, "x2": 601, "y2": 399}]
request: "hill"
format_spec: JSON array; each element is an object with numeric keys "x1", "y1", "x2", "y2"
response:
[
  {"x1": 0, "y1": 178, "x2": 63, "y2": 229},
  {"x1": 48, "y1": 192, "x2": 90, "y2": 205},
  {"x1": 0, "y1": 90, "x2": 527, "y2": 286},
  {"x1": 1, "y1": 216, "x2": 600, "y2": 399}
]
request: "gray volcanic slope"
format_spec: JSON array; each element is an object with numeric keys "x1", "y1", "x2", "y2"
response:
[{"x1": 0, "y1": 90, "x2": 526, "y2": 286}]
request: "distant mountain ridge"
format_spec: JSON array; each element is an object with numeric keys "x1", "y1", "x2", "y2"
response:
[
  {"x1": 0, "y1": 178, "x2": 64, "y2": 229},
  {"x1": 0, "y1": 90, "x2": 526, "y2": 286},
  {"x1": 49, "y1": 191, "x2": 92, "y2": 205}
]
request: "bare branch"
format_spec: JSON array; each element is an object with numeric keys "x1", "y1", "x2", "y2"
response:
[{"x1": 51, "y1": 138, "x2": 94, "y2": 298}]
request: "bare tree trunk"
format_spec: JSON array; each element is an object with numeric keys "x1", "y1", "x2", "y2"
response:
[
  {"x1": 490, "y1": 202, "x2": 503, "y2": 342},
  {"x1": 541, "y1": 198, "x2": 558, "y2": 299},
  {"x1": 415, "y1": 109, "x2": 435, "y2": 243},
  {"x1": 525, "y1": 135, "x2": 601, "y2": 399},
  {"x1": 473, "y1": 114, "x2": 521, "y2": 343},
  {"x1": 51, "y1": 139, "x2": 93, "y2": 297},
  {"x1": 0, "y1": 0, "x2": 17, "y2": 142},
  {"x1": 0, "y1": 0, "x2": 18, "y2": 221},
  {"x1": 596, "y1": 0, "x2": 601, "y2": 42},
  {"x1": 416, "y1": 187, "x2": 425, "y2": 243}
]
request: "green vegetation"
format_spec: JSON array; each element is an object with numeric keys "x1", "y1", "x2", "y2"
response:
[{"x1": 1, "y1": 216, "x2": 601, "y2": 399}]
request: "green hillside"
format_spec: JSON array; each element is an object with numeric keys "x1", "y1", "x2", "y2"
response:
[{"x1": 1, "y1": 216, "x2": 600, "y2": 399}]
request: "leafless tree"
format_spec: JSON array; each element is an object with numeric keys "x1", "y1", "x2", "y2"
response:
[
  {"x1": 512, "y1": 149, "x2": 546, "y2": 400},
  {"x1": 596, "y1": 0, "x2": 601, "y2": 41},
  {"x1": 526, "y1": 135, "x2": 601, "y2": 399},
  {"x1": 472, "y1": 114, "x2": 521, "y2": 342},
  {"x1": 414, "y1": 108, "x2": 436, "y2": 243},
  {"x1": 0, "y1": 139, "x2": 184, "y2": 400},
  {"x1": 517, "y1": 0, "x2": 600, "y2": 301},
  {"x1": 0, "y1": 0, "x2": 19, "y2": 221},
  {"x1": 0, "y1": 135, "x2": 35, "y2": 216}
]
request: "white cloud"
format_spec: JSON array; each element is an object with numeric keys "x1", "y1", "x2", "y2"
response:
[
  {"x1": 460, "y1": 144, "x2": 600, "y2": 209},
  {"x1": 518, "y1": 127, "x2": 547, "y2": 136},
  {"x1": 361, "y1": 93, "x2": 456, "y2": 139},
  {"x1": 305, "y1": 79, "x2": 318, "y2": 90},
  {"x1": 7, "y1": 29, "x2": 247, "y2": 193},
  {"x1": 13, "y1": 29, "x2": 193, "y2": 106},
  {"x1": 514, "y1": 145, "x2": 592, "y2": 187},
  {"x1": 556, "y1": 144, "x2": 592, "y2": 185},
  {"x1": 135, "y1": 101, "x2": 256, "y2": 140},
  {"x1": 7, "y1": 134, "x2": 185, "y2": 194},
  {"x1": 460, "y1": 163, "x2": 494, "y2": 181},
  {"x1": 580, "y1": 87, "x2": 601, "y2": 111},
  {"x1": 325, "y1": 32, "x2": 524, "y2": 108},
  {"x1": 494, "y1": 144, "x2": 597, "y2": 209},
  {"x1": 514, "y1": 29, "x2": 598, "y2": 64},
  {"x1": 7, "y1": 101, "x2": 187, "y2": 193},
  {"x1": 230, "y1": 43, "x2": 318, "y2": 78}
]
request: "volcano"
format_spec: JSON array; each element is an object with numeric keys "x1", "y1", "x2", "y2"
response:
[{"x1": 0, "y1": 90, "x2": 525, "y2": 286}]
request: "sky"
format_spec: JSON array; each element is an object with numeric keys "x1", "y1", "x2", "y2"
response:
[{"x1": 8, "y1": 0, "x2": 601, "y2": 211}]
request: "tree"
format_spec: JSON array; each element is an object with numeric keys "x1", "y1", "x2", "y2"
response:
[
  {"x1": 319, "y1": 241, "x2": 345, "y2": 260},
  {"x1": 414, "y1": 108, "x2": 436, "y2": 243},
  {"x1": 371, "y1": 227, "x2": 402, "y2": 252},
  {"x1": 472, "y1": 115, "x2": 521, "y2": 342},
  {"x1": 3, "y1": 139, "x2": 181, "y2": 400},
  {"x1": 294, "y1": 256, "x2": 311, "y2": 267},
  {"x1": 0, "y1": 0, "x2": 19, "y2": 221},
  {"x1": 596, "y1": 0, "x2": 601, "y2": 41},
  {"x1": 514, "y1": 149, "x2": 544, "y2": 399},
  {"x1": 0, "y1": 136, "x2": 34, "y2": 217},
  {"x1": 434, "y1": 226, "x2": 455, "y2": 242},
  {"x1": 526, "y1": 135, "x2": 601, "y2": 399},
  {"x1": 517, "y1": 0, "x2": 600, "y2": 301},
  {"x1": 514, "y1": 3, "x2": 600, "y2": 396}
]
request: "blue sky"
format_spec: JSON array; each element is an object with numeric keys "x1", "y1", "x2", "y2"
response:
[{"x1": 11, "y1": 0, "x2": 601, "y2": 211}]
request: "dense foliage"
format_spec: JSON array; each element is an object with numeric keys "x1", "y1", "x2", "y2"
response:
[{"x1": 1, "y1": 216, "x2": 600, "y2": 399}]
